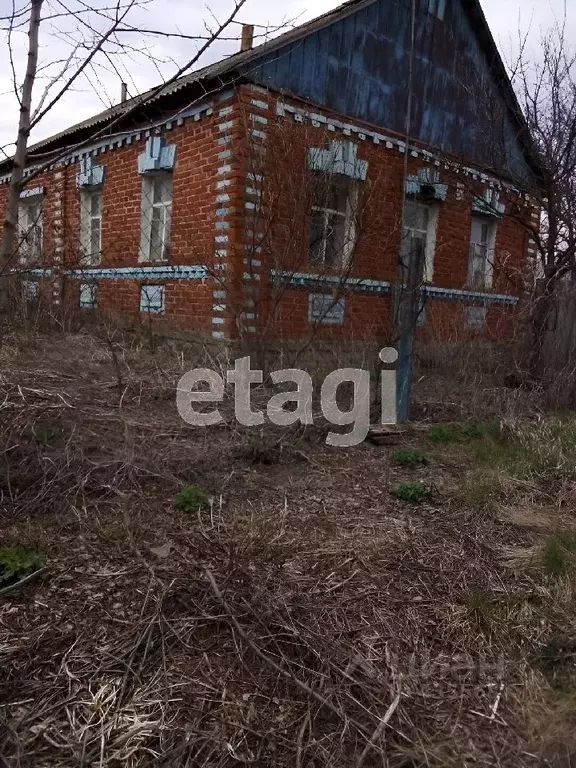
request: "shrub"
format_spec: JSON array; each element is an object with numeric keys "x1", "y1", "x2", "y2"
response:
[
  {"x1": 475, "y1": 419, "x2": 576, "y2": 492},
  {"x1": 0, "y1": 547, "x2": 43, "y2": 586},
  {"x1": 540, "y1": 636, "x2": 576, "y2": 690},
  {"x1": 174, "y1": 485, "x2": 210, "y2": 514},
  {"x1": 393, "y1": 482, "x2": 431, "y2": 503},
  {"x1": 460, "y1": 422, "x2": 486, "y2": 439},
  {"x1": 429, "y1": 421, "x2": 501, "y2": 444},
  {"x1": 428, "y1": 425, "x2": 458, "y2": 443},
  {"x1": 393, "y1": 449, "x2": 429, "y2": 468}
]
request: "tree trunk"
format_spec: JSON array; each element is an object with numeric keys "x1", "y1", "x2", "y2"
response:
[
  {"x1": 526, "y1": 273, "x2": 557, "y2": 377},
  {"x1": 0, "y1": 0, "x2": 44, "y2": 310}
]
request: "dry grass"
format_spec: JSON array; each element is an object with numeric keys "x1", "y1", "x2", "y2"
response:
[{"x1": 1, "y1": 330, "x2": 576, "y2": 766}]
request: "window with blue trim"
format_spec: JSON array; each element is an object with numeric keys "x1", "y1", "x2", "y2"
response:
[
  {"x1": 140, "y1": 284, "x2": 165, "y2": 314},
  {"x1": 307, "y1": 141, "x2": 366, "y2": 270},
  {"x1": 138, "y1": 137, "x2": 176, "y2": 264},
  {"x1": 308, "y1": 293, "x2": 345, "y2": 324},
  {"x1": 79, "y1": 282, "x2": 97, "y2": 309},
  {"x1": 22, "y1": 280, "x2": 39, "y2": 301}
]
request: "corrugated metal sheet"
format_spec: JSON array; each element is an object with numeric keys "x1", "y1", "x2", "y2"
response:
[{"x1": 244, "y1": 0, "x2": 535, "y2": 181}]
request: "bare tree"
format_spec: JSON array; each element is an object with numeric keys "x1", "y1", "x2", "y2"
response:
[
  {"x1": 0, "y1": 0, "x2": 252, "y2": 305},
  {"x1": 0, "y1": 0, "x2": 43, "y2": 307},
  {"x1": 509, "y1": 20, "x2": 576, "y2": 373}
]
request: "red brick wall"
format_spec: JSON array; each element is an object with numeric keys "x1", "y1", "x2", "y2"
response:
[
  {"x1": 0, "y1": 84, "x2": 532, "y2": 341},
  {"x1": 229, "y1": 85, "x2": 528, "y2": 342}
]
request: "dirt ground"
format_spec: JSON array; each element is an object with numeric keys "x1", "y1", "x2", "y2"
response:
[{"x1": 0, "y1": 331, "x2": 574, "y2": 767}]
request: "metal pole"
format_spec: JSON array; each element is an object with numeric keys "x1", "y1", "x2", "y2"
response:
[{"x1": 395, "y1": 0, "x2": 417, "y2": 423}]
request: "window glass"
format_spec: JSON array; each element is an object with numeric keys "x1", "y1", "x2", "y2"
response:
[
  {"x1": 80, "y1": 189, "x2": 102, "y2": 264},
  {"x1": 469, "y1": 216, "x2": 495, "y2": 289},
  {"x1": 402, "y1": 200, "x2": 430, "y2": 273},
  {"x1": 141, "y1": 175, "x2": 172, "y2": 262},
  {"x1": 18, "y1": 198, "x2": 43, "y2": 263},
  {"x1": 309, "y1": 175, "x2": 355, "y2": 268}
]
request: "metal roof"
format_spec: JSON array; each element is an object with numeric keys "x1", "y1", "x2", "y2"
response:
[
  {"x1": 23, "y1": 0, "x2": 373, "y2": 157},
  {"x1": 5, "y1": 0, "x2": 541, "y2": 180}
]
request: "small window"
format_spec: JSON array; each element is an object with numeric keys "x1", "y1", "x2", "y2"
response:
[
  {"x1": 468, "y1": 216, "x2": 496, "y2": 289},
  {"x1": 309, "y1": 176, "x2": 357, "y2": 269},
  {"x1": 308, "y1": 293, "x2": 346, "y2": 324},
  {"x1": 401, "y1": 200, "x2": 437, "y2": 283},
  {"x1": 18, "y1": 197, "x2": 43, "y2": 264},
  {"x1": 140, "y1": 284, "x2": 165, "y2": 314},
  {"x1": 140, "y1": 175, "x2": 173, "y2": 262},
  {"x1": 22, "y1": 280, "x2": 39, "y2": 301},
  {"x1": 80, "y1": 189, "x2": 102, "y2": 264},
  {"x1": 428, "y1": 0, "x2": 446, "y2": 20},
  {"x1": 79, "y1": 282, "x2": 97, "y2": 309},
  {"x1": 465, "y1": 306, "x2": 486, "y2": 329}
]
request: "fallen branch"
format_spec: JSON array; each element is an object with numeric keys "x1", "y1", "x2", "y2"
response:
[
  {"x1": 204, "y1": 567, "x2": 371, "y2": 738},
  {"x1": 0, "y1": 567, "x2": 45, "y2": 597}
]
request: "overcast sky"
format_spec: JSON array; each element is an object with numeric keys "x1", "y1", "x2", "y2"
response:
[{"x1": 0, "y1": 0, "x2": 573, "y2": 156}]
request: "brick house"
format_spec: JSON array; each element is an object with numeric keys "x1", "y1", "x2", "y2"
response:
[{"x1": 0, "y1": 0, "x2": 542, "y2": 342}]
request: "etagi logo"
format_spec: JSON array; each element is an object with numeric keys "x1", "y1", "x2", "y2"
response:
[{"x1": 177, "y1": 348, "x2": 398, "y2": 448}]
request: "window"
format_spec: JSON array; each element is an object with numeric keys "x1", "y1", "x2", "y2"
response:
[
  {"x1": 401, "y1": 200, "x2": 438, "y2": 283},
  {"x1": 140, "y1": 284, "x2": 165, "y2": 314},
  {"x1": 79, "y1": 282, "x2": 97, "y2": 309},
  {"x1": 80, "y1": 189, "x2": 102, "y2": 264},
  {"x1": 428, "y1": 0, "x2": 446, "y2": 20},
  {"x1": 18, "y1": 197, "x2": 43, "y2": 264},
  {"x1": 140, "y1": 175, "x2": 173, "y2": 262},
  {"x1": 309, "y1": 176, "x2": 357, "y2": 269},
  {"x1": 22, "y1": 280, "x2": 39, "y2": 301},
  {"x1": 465, "y1": 306, "x2": 486, "y2": 329},
  {"x1": 308, "y1": 293, "x2": 346, "y2": 324},
  {"x1": 468, "y1": 216, "x2": 496, "y2": 289}
]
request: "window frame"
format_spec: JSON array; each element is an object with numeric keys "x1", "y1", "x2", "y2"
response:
[
  {"x1": 79, "y1": 282, "x2": 98, "y2": 309},
  {"x1": 139, "y1": 174, "x2": 173, "y2": 263},
  {"x1": 140, "y1": 284, "x2": 166, "y2": 314},
  {"x1": 468, "y1": 215, "x2": 497, "y2": 290},
  {"x1": 79, "y1": 187, "x2": 103, "y2": 265},
  {"x1": 309, "y1": 174, "x2": 358, "y2": 270},
  {"x1": 401, "y1": 199, "x2": 439, "y2": 284},
  {"x1": 18, "y1": 195, "x2": 44, "y2": 265},
  {"x1": 308, "y1": 292, "x2": 346, "y2": 325},
  {"x1": 465, "y1": 305, "x2": 487, "y2": 330},
  {"x1": 22, "y1": 279, "x2": 39, "y2": 301}
]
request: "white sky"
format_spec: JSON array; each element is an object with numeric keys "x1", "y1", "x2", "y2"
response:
[{"x1": 0, "y1": 0, "x2": 573, "y2": 156}]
